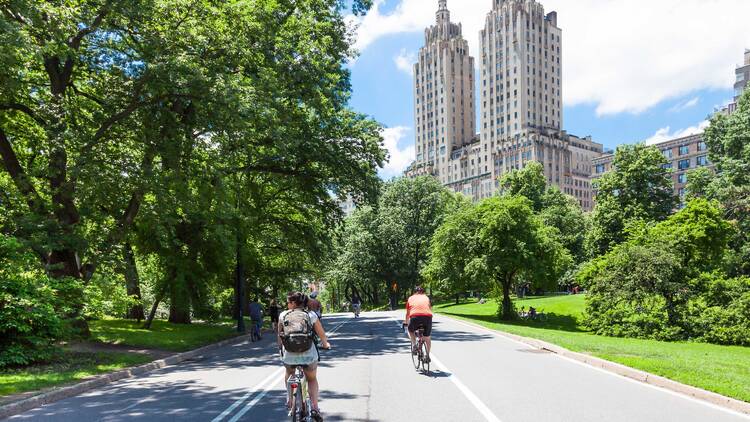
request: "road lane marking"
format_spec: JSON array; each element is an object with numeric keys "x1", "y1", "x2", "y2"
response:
[
  {"x1": 441, "y1": 314, "x2": 750, "y2": 420},
  {"x1": 210, "y1": 369, "x2": 282, "y2": 422},
  {"x1": 391, "y1": 318, "x2": 504, "y2": 422},
  {"x1": 212, "y1": 315, "x2": 353, "y2": 421}
]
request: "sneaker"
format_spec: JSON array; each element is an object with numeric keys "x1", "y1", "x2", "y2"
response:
[
  {"x1": 411, "y1": 346, "x2": 418, "y2": 355},
  {"x1": 311, "y1": 409, "x2": 324, "y2": 422},
  {"x1": 424, "y1": 356, "x2": 431, "y2": 364}
]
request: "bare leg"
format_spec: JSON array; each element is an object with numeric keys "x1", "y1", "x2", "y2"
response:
[
  {"x1": 408, "y1": 330, "x2": 416, "y2": 350},
  {"x1": 424, "y1": 336, "x2": 432, "y2": 355},
  {"x1": 303, "y1": 367, "x2": 320, "y2": 410}
]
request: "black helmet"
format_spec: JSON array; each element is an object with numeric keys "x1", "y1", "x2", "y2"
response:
[{"x1": 414, "y1": 286, "x2": 425, "y2": 294}]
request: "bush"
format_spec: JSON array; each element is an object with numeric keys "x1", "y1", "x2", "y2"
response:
[
  {"x1": 0, "y1": 235, "x2": 67, "y2": 368},
  {"x1": 686, "y1": 273, "x2": 750, "y2": 346},
  {"x1": 84, "y1": 273, "x2": 138, "y2": 320}
]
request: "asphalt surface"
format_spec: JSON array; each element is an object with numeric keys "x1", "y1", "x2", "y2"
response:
[{"x1": 6, "y1": 312, "x2": 750, "y2": 422}]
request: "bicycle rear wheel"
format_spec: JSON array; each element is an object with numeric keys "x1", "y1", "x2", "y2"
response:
[
  {"x1": 411, "y1": 342, "x2": 420, "y2": 370},
  {"x1": 419, "y1": 341, "x2": 430, "y2": 374}
]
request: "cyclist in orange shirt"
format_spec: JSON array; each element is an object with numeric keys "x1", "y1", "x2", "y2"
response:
[{"x1": 405, "y1": 286, "x2": 433, "y2": 363}]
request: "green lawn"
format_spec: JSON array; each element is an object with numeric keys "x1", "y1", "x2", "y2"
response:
[
  {"x1": 0, "y1": 352, "x2": 152, "y2": 397},
  {"x1": 436, "y1": 295, "x2": 750, "y2": 403},
  {"x1": 89, "y1": 319, "x2": 245, "y2": 352}
]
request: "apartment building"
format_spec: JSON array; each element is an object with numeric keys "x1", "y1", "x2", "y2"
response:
[{"x1": 407, "y1": 0, "x2": 603, "y2": 210}]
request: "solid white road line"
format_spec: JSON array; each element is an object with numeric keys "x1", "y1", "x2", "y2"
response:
[
  {"x1": 441, "y1": 314, "x2": 750, "y2": 420},
  {"x1": 212, "y1": 315, "x2": 353, "y2": 421},
  {"x1": 391, "y1": 317, "x2": 504, "y2": 422}
]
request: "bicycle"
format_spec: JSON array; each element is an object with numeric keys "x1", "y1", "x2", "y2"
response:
[
  {"x1": 287, "y1": 365, "x2": 313, "y2": 422},
  {"x1": 251, "y1": 320, "x2": 262, "y2": 342},
  {"x1": 352, "y1": 304, "x2": 361, "y2": 318},
  {"x1": 282, "y1": 346, "x2": 329, "y2": 422},
  {"x1": 404, "y1": 323, "x2": 430, "y2": 375}
]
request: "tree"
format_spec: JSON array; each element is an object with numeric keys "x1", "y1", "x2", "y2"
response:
[
  {"x1": 586, "y1": 144, "x2": 675, "y2": 257},
  {"x1": 582, "y1": 198, "x2": 734, "y2": 340},
  {"x1": 703, "y1": 89, "x2": 750, "y2": 276},
  {"x1": 377, "y1": 177, "x2": 454, "y2": 304},
  {"x1": 499, "y1": 163, "x2": 588, "y2": 264},
  {"x1": 0, "y1": 0, "x2": 385, "y2": 332},
  {"x1": 428, "y1": 196, "x2": 569, "y2": 319},
  {"x1": 498, "y1": 162, "x2": 547, "y2": 211}
]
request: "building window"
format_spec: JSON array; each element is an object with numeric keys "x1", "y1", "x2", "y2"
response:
[
  {"x1": 678, "y1": 159, "x2": 691, "y2": 170},
  {"x1": 662, "y1": 163, "x2": 672, "y2": 170},
  {"x1": 678, "y1": 173, "x2": 687, "y2": 184},
  {"x1": 697, "y1": 141, "x2": 707, "y2": 152},
  {"x1": 662, "y1": 149, "x2": 673, "y2": 159},
  {"x1": 679, "y1": 145, "x2": 690, "y2": 156},
  {"x1": 697, "y1": 155, "x2": 709, "y2": 166}
]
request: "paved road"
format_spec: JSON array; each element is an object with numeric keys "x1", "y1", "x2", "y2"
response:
[{"x1": 6, "y1": 312, "x2": 749, "y2": 422}]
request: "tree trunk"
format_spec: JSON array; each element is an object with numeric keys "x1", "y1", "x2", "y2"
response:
[
  {"x1": 499, "y1": 273, "x2": 516, "y2": 321},
  {"x1": 235, "y1": 242, "x2": 246, "y2": 333},
  {"x1": 455, "y1": 293, "x2": 460, "y2": 305},
  {"x1": 123, "y1": 243, "x2": 145, "y2": 321},
  {"x1": 144, "y1": 290, "x2": 165, "y2": 329},
  {"x1": 167, "y1": 265, "x2": 192, "y2": 324}
]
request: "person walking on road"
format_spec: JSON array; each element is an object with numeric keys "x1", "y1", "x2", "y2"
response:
[
  {"x1": 278, "y1": 292, "x2": 331, "y2": 422},
  {"x1": 351, "y1": 295, "x2": 361, "y2": 317},
  {"x1": 249, "y1": 299, "x2": 264, "y2": 340},
  {"x1": 308, "y1": 291, "x2": 323, "y2": 320},
  {"x1": 405, "y1": 286, "x2": 433, "y2": 363},
  {"x1": 268, "y1": 299, "x2": 281, "y2": 333}
]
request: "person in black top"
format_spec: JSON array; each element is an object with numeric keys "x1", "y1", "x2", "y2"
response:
[{"x1": 268, "y1": 299, "x2": 281, "y2": 333}]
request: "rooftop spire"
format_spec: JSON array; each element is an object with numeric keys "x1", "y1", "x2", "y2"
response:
[{"x1": 437, "y1": 0, "x2": 450, "y2": 23}]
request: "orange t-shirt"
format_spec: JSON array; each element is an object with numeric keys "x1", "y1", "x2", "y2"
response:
[{"x1": 406, "y1": 294, "x2": 432, "y2": 318}]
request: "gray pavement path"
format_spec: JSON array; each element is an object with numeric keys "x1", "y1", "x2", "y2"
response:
[{"x1": 5, "y1": 312, "x2": 749, "y2": 422}]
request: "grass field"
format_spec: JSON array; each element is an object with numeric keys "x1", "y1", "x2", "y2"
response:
[
  {"x1": 0, "y1": 352, "x2": 152, "y2": 397},
  {"x1": 436, "y1": 295, "x2": 750, "y2": 403},
  {"x1": 89, "y1": 319, "x2": 246, "y2": 352}
]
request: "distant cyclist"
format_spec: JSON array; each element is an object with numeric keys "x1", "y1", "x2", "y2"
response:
[
  {"x1": 278, "y1": 292, "x2": 330, "y2": 422},
  {"x1": 308, "y1": 291, "x2": 323, "y2": 320},
  {"x1": 405, "y1": 286, "x2": 432, "y2": 363}
]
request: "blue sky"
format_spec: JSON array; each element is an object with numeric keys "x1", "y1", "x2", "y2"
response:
[{"x1": 344, "y1": 0, "x2": 749, "y2": 178}]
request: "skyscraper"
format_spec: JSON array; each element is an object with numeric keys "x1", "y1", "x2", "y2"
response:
[
  {"x1": 410, "y1": 0, "x2": 476, "y2": 183},
  {"x1": 407, "y1": 0, "x2": 603, "y2": 210}
]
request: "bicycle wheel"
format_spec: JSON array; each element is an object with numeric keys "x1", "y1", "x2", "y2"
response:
[
  {"x1": 419, "y1": 341, "x2": 430, "y2": 374},
  {"x1": 411, "y1": 342, "x2": 420, "y2": 370}
]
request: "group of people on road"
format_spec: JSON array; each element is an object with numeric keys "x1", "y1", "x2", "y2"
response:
[{"x1": 251, "y1": 287, "x2": 431, "y2": 422}]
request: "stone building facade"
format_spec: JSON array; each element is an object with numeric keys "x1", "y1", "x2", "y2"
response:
[{"x1": 406, "y1": 0, "x2": 603, "y2": 211}]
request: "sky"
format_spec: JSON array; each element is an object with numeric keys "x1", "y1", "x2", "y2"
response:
[{"x1": 343, "y1": 0, "x2": 750, "y2": 179}]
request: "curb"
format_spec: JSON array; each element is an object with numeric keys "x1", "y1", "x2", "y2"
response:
[
  {"x1": 440, "y1": 314, "x2": 750, "y2": 417},
  {"x1": 0, "y1": 333, "x2": 253, "y2": 420}
]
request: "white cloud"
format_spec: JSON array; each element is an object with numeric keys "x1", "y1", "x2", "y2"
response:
[
  {"x1": 394, "y1": 49, "x2": 417, "y2": 75},
  {"x1": 348, "y1": 0, "x2": 750, "y2": 116},
  {"x1": 644, "y1": 120, "x2": 709, "y2": 145},
  {"x1": 669, "y1": 97, "x2": 699, "y2": 113},
  {"x1": 380, "y1": 126, "x2": 415, "y2": 178}
]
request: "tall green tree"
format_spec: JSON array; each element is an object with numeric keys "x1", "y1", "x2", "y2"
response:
[
  {"x1": 0, "y1": 0, "x2": 384, "y2": 330},
  {"x1": 428, "y1": 196, "x2": 569, "y2": 320},
  {"x1": 703, "y1": 89, "x2": 750, "y2": 276},
  {"x1": 586, "y1": 144, "x2": 675, "y2": 257}
]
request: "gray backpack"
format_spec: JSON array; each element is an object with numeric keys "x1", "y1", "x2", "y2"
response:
[{"x1": 280, "y1": 309, "x2": 313, "y2": 353}]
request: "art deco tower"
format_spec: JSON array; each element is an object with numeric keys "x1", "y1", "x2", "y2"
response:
[
  {"x1": 412, "y1": 0, "x2": 475, "y2": 184},
  {"x1": 480, "y1": 0, "x2": 562, "y2": 142}
]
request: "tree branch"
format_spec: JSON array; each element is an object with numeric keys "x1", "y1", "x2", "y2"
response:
[
  {"x1": 0, "y1": 103, "x2": 46, "y2": 126},
  {"x1": 0, "y1": 127, "x2": 49, "y2": 216},
  {"x1": 68, "y1": 1, "x2": 111, "y2": 50}
]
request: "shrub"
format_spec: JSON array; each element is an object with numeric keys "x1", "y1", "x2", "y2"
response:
[
  {"x1": 686, "y1": 273, "x2": 750, "y2": 346},
  {"x1": 0, "y1": 235, "x2": 66, "y2": 368}
]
